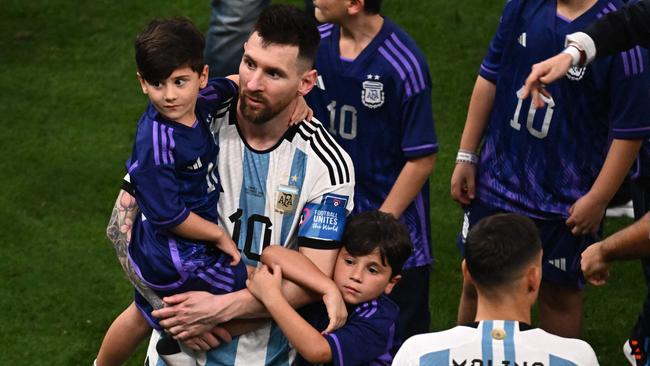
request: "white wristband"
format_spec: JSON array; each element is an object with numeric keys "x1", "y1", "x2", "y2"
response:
[
  {"x1": 562, "y1": 45, "x2": 582, "y2": 66},
  {"x1": 565, "y1": 32, "x2": 597, "y2": 64},
  {"x1": 456, "y1": 150, "x2": 478, "y2": 165}
]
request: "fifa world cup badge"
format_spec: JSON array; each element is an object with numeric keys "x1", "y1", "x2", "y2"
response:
[
  {"x1": 275, "y1": 184, "x2": 299, "y2": 214},
  {"x1": 361, "y1": 75, "x2": 384, "y2": 109}
]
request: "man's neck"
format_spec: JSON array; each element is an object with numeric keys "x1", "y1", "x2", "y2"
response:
[
  {"x1": 338, "y1": 14, "x2": 384, "y2": 60},
  {"x1": 556, "y1": 0, "x2": 598, "y2": 20},
  {"x1": 474, "y1": 295, "x2": 532, "y2": 325},
  {"x1": 236, "y1": 100, "x2": 295, "y2": 151}
]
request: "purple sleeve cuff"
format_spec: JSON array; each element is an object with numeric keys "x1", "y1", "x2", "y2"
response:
[{"x1": 402, "y1": 144, "x2": 438, "y2": 159}]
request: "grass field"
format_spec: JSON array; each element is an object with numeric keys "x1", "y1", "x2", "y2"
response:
[{"x1": 0, "y1": 0, "x2": 644, "y2": 364}]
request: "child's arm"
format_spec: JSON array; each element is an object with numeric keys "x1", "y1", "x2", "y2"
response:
[
  {"x1": 247, "y1": 264, "x2": 333, "y2": 364},
  {"x1": 450, "y1": 76, "x2": 496, "y2": 205},
  {"x1": 566, "y1": 138, "x2": 642, "y2": 235},
  {"x1": 380, "y1": 154, "x2": 436, "y2": 218},
  {"x1": 260, "y1": 245, "x2": 347, "y2": 333}
]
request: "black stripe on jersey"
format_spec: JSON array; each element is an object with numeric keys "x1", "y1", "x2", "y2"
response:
[
  {"x1": 298, "y1": 236, "x2": 343, "y2": 250},
  {"x1": 298, "y1": 122, "x2": 351, "y2": 185}
]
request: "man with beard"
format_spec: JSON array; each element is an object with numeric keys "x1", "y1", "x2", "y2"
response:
[{"x1": 106, "y1": 5, "x2": 355, "y2": 366}]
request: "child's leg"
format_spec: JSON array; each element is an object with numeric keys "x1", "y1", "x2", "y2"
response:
[{"x1": 96, "y1": 302, "x2": 151, "y2": 366}]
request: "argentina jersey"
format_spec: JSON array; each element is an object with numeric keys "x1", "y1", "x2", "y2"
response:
[
  {"x1": 145, "y1": 100, "x2": 355, "y2": 366},
  {"x1": 306, "y1": 18, "x2": 438, "y2": 269},
  {"x1": 126, "y1": 78, "x2": 237, "y2": 294},
  {"x1": 476, "y1": 0, "x2": 650, "y2": 218},
  {"x1": 393, "y1": 321, "x2": 599, "y2": 366}
]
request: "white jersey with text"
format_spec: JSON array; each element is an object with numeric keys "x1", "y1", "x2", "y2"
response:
[{"x1": 393, "y1": 320, "x2": 599, "y2": 366}]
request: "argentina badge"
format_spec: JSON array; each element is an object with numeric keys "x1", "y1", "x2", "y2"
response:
[
  {"x1": 275, "y1": 184, "x2": 299, "y2": 214},
  {"x1": 361, "y1": 75, "x2": 384, "y2": 109}
]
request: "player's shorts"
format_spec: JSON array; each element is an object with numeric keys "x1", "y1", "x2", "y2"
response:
[
  {"x1": 456, "y1": 199, "x2": 599, "y2": 289},
  {"x1": 133, "y1": 256, "x2": 248, "y2": 330}
]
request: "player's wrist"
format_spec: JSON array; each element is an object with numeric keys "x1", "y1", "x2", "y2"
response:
[
  {"x1": 456, "y1": 149, "x2": 478, "y2": 165},
  {"x1": 562, "y1": 45, "x2": 584, "y2": 67},
  {"x1": 565, "y1": 32, "x2": 596, "y2": 65}
]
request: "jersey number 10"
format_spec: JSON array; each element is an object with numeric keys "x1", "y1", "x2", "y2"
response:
[
  {"x1": 510, "y1": 86, "x2": 555, "y2": 139},
  {"x1": 327, "y1": 101, "x2": 358, "y2": 140}
]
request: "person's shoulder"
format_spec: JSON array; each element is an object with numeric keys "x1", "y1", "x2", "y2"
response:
[
  {"x1": 293, "y1": 118, "x2": 353, "y2": 185},
  {"x1": 396, "y1": 325, "x2": 477, "y2": 360},
  {"x1": 349, "y1": 295, "x2": 399, "y2": 322},
  {"x1": 381, "y1": 18, "x2": 427, "y2": 59},
  {"x1": 522, "y1": 328, "x2": 598, "y2": 364}
]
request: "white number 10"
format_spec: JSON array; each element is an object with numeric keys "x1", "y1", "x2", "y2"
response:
[{"x1": 510, "y1": 86, "x2": 555, "y2": 139}]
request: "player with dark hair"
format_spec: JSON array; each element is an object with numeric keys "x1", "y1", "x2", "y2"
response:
[
  {"x1": 305, "y1": 0, "x2": 438, "y2": 344},
  {"x1": 394, "y1": 214, "x2": 599, "y2": 365},
  {"x1": 130, "y1": 5, "x2": 356, "y2": 365},
  {"x1": 249, "y1": 210, "x2": 412, "y2": 365},
  {"x1": 450, "y1": 0, "x2": 650, "y2": 338}
]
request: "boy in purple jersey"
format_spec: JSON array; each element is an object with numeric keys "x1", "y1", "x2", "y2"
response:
[
  {"x1": 94, "y1": 17, "x2": 246, "y2": 366},
  {"x1": 305, "y1": 0, "x2": 438, "y2": 343},
  {"x1": 248, "y1": 211, "x2": 411, "y2": 366},
  {"x1": 450, "y1": 0, "x2": 650, "y2": 338}
]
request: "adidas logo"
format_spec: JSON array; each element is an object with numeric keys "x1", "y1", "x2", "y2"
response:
[
  {"x1": 518, "y1": 32, "x2": 527, "y2": 47},
  {"x1": 187, "y1": 157, "x2": 203, "y2": 171},
  {"x1": 548, "y1": 258, "x2": 566, "y2": 271}
]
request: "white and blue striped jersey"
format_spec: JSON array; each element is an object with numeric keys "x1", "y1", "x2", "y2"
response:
[
  {"x1": 393, "y1": 320, "x2": 599, "y2": 366},
  {"x1": 145, "y1": 100, "x2": 355, "y2": 366}
]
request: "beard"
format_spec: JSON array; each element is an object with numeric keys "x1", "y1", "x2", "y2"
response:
[{"x1": 239, "y1": 90, "x2": 293, "y2": 125}]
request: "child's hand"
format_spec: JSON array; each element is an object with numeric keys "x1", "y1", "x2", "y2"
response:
[
  {"x1": 289, "y1": 96, "x2": 313, "y2": 125},
  {"x1": 566, "y1": 193, "x2": 607, "y2": 236},
  {"x1": 321, "y1": 288, "x2": 347, "y2": 334},
  {"x1": 215, "y1": 226, "x2": 241, "y2": 266},
  {"x1": 247, "y1": 264, "x2": 283, "y2": 302}
]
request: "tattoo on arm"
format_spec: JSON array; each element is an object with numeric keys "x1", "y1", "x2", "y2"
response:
[{"x1": 106, "y1": 189, "x2": 164, "y2": 310}]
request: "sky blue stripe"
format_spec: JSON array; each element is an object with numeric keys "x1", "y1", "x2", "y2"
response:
[
  {"x1": 265, "y1": 322, "x2": 291, "y2": 366},
  {"x1": 280, "y1": 149, "x2": 307, "y2": 244},
  {"x1": 420, "y1": 349, "x2": 450, "y2": 365},
  {"x1": 239, "y1": 149, "x2": 270, "y2": 266},
  {"x1": 504, "y1": 321, "x2": 516, "y2": 363},
  {"x1": 206, "y1": 335, "x2": 239, "y2": 365},
  {"x1": 549, "y1": 354, "x2": 577, "y2": 366},
  {"x1": 482, "y1": 320, "x2": 493, "y2": 362}
]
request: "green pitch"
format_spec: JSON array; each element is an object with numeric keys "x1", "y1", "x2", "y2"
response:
[{"x1": 0, "y1": 0, "x2": 642, "y2": 364}]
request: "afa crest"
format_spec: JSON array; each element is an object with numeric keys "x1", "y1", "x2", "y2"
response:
[
  {"x1": 566, "y1": 65, "x2": 586, "y2": 81},
  {"x1": 361, "y1": 77, "x2": 384, "y2": 109}
]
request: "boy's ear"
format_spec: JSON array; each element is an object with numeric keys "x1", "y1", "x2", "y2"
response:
[
  {"x1": 137, "y1": 72, "x2": 148, "y2": 94},
  {"x1": 461, "y1": 259, "x2": 473, "y2": 285},
  {"x1": 348, "y1": 0, "x2": 364, "y2": 15},
  {"x1": 383, "y1": 274, "x2": 402, "y2": 295},
  {"x1": 199, "y1": 64, "x2": 209, "y2": 88}
]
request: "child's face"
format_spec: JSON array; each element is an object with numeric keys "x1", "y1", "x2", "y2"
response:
[
  {"x1": 313, "y1": 0, "x2": 349, "y2": 23},
  {"x1": 138, "y1": 65, "x2": 208, "y2": 126},
  {"x1": 333, "y1": 247, "x2": 400, "y2": 305}
]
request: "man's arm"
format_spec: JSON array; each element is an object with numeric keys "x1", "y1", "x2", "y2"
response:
[
  {"x1": 450, "y1": 76, "x2": 496, "y2": 205},
  {"x1": 106, "y1": 188, "x2": 163, "y2": 310},
  {"x1": 380, "y1": 154, "x2": 436, "y2": 218},
  {"x1": 581, "y1": 212, "x2": 650, "y2": 285},
  {"x1": 585, "y1": 0, "x2": 650, "y2": 57},
  {"x1": 566, "y1": 139, "x2": 643, "y2": 235}
]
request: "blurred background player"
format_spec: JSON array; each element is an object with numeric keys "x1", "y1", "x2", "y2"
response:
[
  {"x1": 305, "y1": 0, "x2": 438, "y2": 344},
  {"x1": 393, "y1": 213, "x2": 599, "y2": 365},
  {"x1": 450, "y1": 0, "x2": 650, "y2": 338}
]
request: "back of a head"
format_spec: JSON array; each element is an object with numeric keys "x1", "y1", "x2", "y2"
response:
[
  {"x1": 464, "y1": 213, "x2": 541, "y2": 290},
  {"x1": 364, "y1": 0, "x2": 383, "y2": 14},
  {"x1": 134, "y1": 17, "x2": 205, "y2": 84},
  {"x1": 253, "y1": 4, "x2": 320, "y2": 68},
  {"x1": 342, "y1": 211, "x2": 412, "y2": 276}
]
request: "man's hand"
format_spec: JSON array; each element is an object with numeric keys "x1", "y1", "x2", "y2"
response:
[
  {"x1": 520, "y1": 52, "x2": 573, "y2": 109},
  {"x1": 450, "y1": 162, "x2": 477, "y2": 205},
  {"x1": 566, "y1": 193, "x2": 607, "y2": 236},
  {"x1": 321, "y1": 287, "x2": 347, "y2": 334},
  {"x1": 581, "y1": 242, "x2": 610, "y2": 286},
  {"x1": 182, "y1": 326, "x2": 233, "y2": 351},
  {"x1": 152, "y1": 291, "x2": 240, "y2": 340}
]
